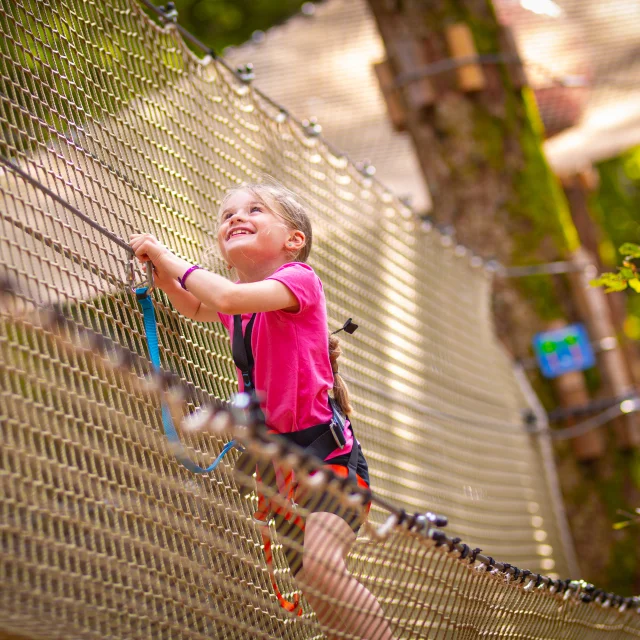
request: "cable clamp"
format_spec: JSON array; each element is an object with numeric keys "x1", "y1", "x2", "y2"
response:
[
  {"x1": 469, "y1": 547, "x2": 481, "y2": 565},
  {"x1": 237, "y1": 63, "x2": 255, "y2": 83},
  {"x1": 375, "y1": 513, "x2": 398, "y2": 538},
  {"x1": 159, "y1": 2, "x2": 178, "y2": 22},
  {"x1": 355, "y1": 159, "x2": 376, "y2": 177},
  {"x1": 302, "y1": 117, "x2": 322, "y2": 136}
]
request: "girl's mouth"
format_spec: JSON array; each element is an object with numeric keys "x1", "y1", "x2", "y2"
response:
[{"x1": 227, "y1": 228, "x2": 254, "y2": 240}]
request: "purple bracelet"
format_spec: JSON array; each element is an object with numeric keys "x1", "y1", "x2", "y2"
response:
[{"x1": 179, "y1": 264, "x2": 202, "y2": 290}]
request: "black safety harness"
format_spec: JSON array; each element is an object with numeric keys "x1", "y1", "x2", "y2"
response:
[
  {"x1": 232, "y1": 313, "x2": 359, "y2": 481},
  {"x1": 232, "y1": 313, "x2": 362, "y2": 616}
]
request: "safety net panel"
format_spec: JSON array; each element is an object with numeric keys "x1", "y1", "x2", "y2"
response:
[{"x1": 1, "y1": 0, "x2": 639, "y2": 638}]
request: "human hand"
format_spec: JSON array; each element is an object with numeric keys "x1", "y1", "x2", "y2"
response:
[
  {"x1": 130, "y1": 233, "x2": 177, "y2": 291},
  {"x1": 130, "y1": 233, "x2": 169, "y2": 264}
]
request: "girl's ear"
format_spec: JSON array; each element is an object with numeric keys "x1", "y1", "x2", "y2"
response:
[{"x1": 286, "y1": 230, "x2": 306, "y2": 252}]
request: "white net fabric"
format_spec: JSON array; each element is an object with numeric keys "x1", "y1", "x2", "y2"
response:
[{"x1": 1, "y1": 1, "x2": 639, "y2": 638}]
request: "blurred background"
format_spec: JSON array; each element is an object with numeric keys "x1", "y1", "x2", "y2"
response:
[{"x1": 156, "y1": 0, "x2": 640, "y2": 596}]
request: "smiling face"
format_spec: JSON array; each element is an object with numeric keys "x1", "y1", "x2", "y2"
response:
[{"x1": 217, "y1": 189, "x2": 305, "y2": 277}]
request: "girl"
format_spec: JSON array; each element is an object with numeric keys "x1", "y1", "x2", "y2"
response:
[{"x1": 130, "y1": 181, "x2": 393, "y2": 640}]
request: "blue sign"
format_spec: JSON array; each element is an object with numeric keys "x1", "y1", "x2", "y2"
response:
[{"x1": 533, "y1": 323, "x2": 595, "y2": 379}]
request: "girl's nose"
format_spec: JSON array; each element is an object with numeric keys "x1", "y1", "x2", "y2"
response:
[{"x1": 228, "y1": 210, "x2": 246, "y2": 223}]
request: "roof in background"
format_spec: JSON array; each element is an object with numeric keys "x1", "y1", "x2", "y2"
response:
[
  {"x1": 227, "y1": 0, "x2": 640, "y2": 206},
  {"x1": 539, "y1": 0, "x2": 640, "y2": 172}
]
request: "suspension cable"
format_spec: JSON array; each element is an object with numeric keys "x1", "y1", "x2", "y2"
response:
[{"x1": 0, "y1": 155, "x2": 134, "y2": 255}]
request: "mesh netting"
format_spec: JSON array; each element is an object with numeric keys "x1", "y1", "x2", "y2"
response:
[{"x1": 1, "y1": 0, "x2": 640, "y2": 638}]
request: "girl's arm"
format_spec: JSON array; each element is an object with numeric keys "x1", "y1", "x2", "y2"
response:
[
  {"x1": 155, "y1": 275, "x2": 211, "y2": 321},
  {"x1": 130, "y1": 234, "x2": 299, "y2": 319}
]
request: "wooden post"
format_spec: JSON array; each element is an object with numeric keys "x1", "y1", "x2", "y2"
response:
[
  {"x1": 367, "y1": 1, "x2": 443, "y2": 213},
  {"x1": 569, "y1": 247, "x2": 640, "y2": 449},
  {"x1": 445, "y1": 23, "x2": 486, "y2": 92},
  {"x1": 560, "y1": 172, "x2": 640, "y2": 449},
  {"x1": 379, "y1": 13, "x2": 436, "y2": 114}
]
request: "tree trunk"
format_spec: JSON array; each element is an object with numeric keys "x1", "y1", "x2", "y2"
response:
[{"x1": 367, "y1": 0, "x2": 640, "y2": 594}]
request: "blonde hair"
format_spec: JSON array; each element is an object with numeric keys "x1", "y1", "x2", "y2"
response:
[
  {"x1": 329, "y1": 334, "x2": 353, "y2": 416},
  {"x1": 218, "y1": 179, "x2": 313, "y2": 263}
]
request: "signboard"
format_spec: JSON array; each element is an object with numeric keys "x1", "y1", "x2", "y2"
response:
[{"x1": 533, "y1": 323, "x2": 595, "y2": 378}]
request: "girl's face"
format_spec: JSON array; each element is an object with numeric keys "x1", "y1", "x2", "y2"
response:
[{"x1": 217, "y1": 190, "x2": 297, "y2": 268}]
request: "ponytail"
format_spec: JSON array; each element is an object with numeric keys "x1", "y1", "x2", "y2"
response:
[{"x1": 328, "y1": 333, "x2": 353, "y2": 415}]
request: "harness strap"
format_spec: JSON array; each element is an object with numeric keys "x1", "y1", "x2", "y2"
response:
[
  {"x1": 232, "y1": 313, "x2": 357, "y2": 475},
  {"x1": 230, "y1": 311, "x2": 358, "y2": 615},
  {"x1": 136, "y1": 287, "x2": 239, "y2": 474},
  {"x1": 278, "y1": 398, "x2": 358, "y2": 482},
  {"x1": 254, "y1": 482, "x2": 303, "y2": 616},
  {"x1": 232, "y1": 313, "x2": 257, "y2": 392},
  {"x1": 232, "y1": 314, "x2": 266, "y2": 426}
]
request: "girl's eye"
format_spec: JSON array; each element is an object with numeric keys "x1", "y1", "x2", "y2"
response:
[{"x1": 251, "y1": 206, "x2": 262, "y2": 213}]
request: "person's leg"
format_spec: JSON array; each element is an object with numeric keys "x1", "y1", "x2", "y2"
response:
[{"x1": 296, "y1": 511, "x2": 394, "y2": 640}]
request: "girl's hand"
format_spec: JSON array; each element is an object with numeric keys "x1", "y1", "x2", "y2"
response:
[
  {"x1": 130, "y1": 233, "x2": 177, "y2": 291},
  {"x1": 130, "y1": 233, "x2": 169, "y2": 265},
  {"x1": 140, "y1": 262, "x2": 178, "y2": 292}
]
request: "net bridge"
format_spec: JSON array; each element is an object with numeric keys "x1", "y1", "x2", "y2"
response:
[{"x1": 1, "y1": 0, "x2": 640, "y2": 638}]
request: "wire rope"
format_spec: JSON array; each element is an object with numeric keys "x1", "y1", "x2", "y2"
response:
[{"x1": 0, "y1": 155, "x2": 133, "y2": 255}]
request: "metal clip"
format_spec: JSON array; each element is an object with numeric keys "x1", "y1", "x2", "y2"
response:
[
  {"x1": 159, "y1": 2, "x2": 178, "y2": 23},
  {"x1": 237, "y1": 63, "x2": 255, "y2": 83},
  {"x1": 329, "y1": 420, "x2": 346, "y2": 448},
  {"x1": 302, "y1": 117, "x2": 322, "y2": 137},
  {"x1": 129, "y1": 259, "x2": 155, "y2": 295}
]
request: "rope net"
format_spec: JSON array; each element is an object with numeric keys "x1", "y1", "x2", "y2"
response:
[{"x1": 0, "y1": 0, "x2": 639, "y2": 638}]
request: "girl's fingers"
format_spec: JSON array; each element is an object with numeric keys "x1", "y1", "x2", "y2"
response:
[{"x1": 129, "y1": 234, "x2": 168, "y2": 267}]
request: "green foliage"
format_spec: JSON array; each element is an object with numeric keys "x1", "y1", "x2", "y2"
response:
[
  {"x1": 591, "y1": 243, "x2": 640, "y2": 292},
  {"x1": 590, "y1": 147, "x2": 640, "y2": 266},
  {"x1": 590, "y1": 147, "x2": 640, "y2": 341},
  {"x1": 516, "y1": 88, "x2": 580, "y2": 254},
  {"x1": 146, "y1": 0, "x2": 315, "y2": 53},
  {"x1": 619, "y1": 242, "x2": 640, "y2": 258},
  {"x1": 613, "y1": 507, "x2": 640, "y2": 530}
]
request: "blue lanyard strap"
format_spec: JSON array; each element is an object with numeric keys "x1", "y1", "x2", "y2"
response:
[{"x1": 136, "y1": 287, "x2": 238, "y2": 474}]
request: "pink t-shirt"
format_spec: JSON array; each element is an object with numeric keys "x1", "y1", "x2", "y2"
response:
[{"x1": 217, "y1": 262, "x2": 353, "y2": 460}]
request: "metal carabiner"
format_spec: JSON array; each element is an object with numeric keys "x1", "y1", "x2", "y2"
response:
[{"x1": 129, "y1": 258, "x2": 155, "y2": 295}]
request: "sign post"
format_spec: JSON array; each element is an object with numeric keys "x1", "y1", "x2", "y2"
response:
[{"x1": 533, "y1": 323, "x2": 595, "y2": 379}]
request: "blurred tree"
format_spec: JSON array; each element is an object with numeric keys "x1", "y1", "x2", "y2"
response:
[
  {"x1": 366, "y1": 0, "x2": 640, "y2": 596},
  {"x1": 147, "y1": 0, "x2": 317, "y2": 52},
  {"x1": 590, "y1": 147, "x2": 640, "y2": 341}
]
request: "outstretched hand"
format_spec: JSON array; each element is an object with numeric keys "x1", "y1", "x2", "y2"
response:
[{"x1": 130, "y1": 233, "x2": 178, "y2": 291}]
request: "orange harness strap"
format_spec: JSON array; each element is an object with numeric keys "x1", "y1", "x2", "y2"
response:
[
  {"x1": 254, "y1": 464, "x2": 370, "y2": 617},
  {"x1": 254, "y1": 465, "x2": 304, "y2": 616}
]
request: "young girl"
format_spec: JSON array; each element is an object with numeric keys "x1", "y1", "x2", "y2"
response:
[{"x1": 130, "y1": 181, "x2": 393, "y2": 640}]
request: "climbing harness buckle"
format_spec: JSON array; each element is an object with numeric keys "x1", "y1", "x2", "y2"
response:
[
  {"x1": 129, "y1": 257, "x2": 155, "y2": 296},
  {"x1": 329, "y1": 419, "x2": 346, "y2": 449}
]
